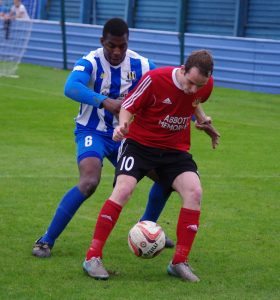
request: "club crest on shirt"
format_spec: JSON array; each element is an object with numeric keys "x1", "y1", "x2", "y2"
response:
[
  {"x1": 126, "y1": 71, "x2": 137, "y2": 82},
  {"x1": 192, "y1": 98, "x2": 202, "y2": 107},
  {"x1": 100, "y1": 72, "x2": 106, "y2": 79}
]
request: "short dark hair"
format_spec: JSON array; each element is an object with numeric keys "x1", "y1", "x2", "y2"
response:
[
  {"x1": 102, "y1": 18, "x2": 129, "y2": 38},
  {"x1": 184, "y1": 50, "x2": 214, "y2": 77}
]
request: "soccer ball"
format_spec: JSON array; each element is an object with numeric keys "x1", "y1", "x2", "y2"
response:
[{"x1": 128, "y1": 221, "x2": 165, "y2": 259}]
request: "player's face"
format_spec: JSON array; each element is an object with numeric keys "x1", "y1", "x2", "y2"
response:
[
  {"x1": 101, "y1": 33, "x2": 128, "y2": 66},
  {"x1": 178, "y1": 66, "x2": 209, "y2": 94},
  {"x1": 14, "y1": 0, "x2": 20, "y2": 7}
]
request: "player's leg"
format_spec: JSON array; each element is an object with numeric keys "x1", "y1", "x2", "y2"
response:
[
  {"x1": 167, "y1": 171, "x2": 202, "y2": 282},
  {"x1": 108, "y1": 143, "x2": 172, "y2": 228},
  {"x1": 140, "y1": 182, "x2": 174, "y2": 248},
  {"x1": 83, "y1": 174, "x2": 137, "y2": 279},
  {"x1": 83, "y1": 139, "x2": 150, "y2": 279},
  {"x1": 140, "y1": 182, "x2": 171, "y2": 222},
  {"x1": 32, "y1": 157, "x2": 102, "y2": 257},
  {"x1": 108, "y1": 140, "x2": 173, "y2": 234},
  {"x1": 32, "y1": 133, "x2": 106, "y2": 257}
]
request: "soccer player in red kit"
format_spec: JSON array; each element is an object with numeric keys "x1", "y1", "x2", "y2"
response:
[{"x1": 83, "y1": 49, "x2": 220, "y2": 281}]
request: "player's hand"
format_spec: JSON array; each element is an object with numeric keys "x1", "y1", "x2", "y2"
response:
[
  {"x1": 195, "y1": 119, "x2": 220, "y2": 149},
  {"x1": 113, "y1": 122, "x2": 129, "y2": 141},
  {"x1": 102, "y1": 98, "x2": 122, "y2": 115}
]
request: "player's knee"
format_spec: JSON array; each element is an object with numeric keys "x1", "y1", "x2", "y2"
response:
[
  {"x1": 192, "y1": 185, "x2": 202, "y2": 207},
  {"x1": 111, "y1": 183, "x2": 134, "y2": 206},
  {"x1": 78, "y1": 177, "x2": 100, "y2": 197},
  {"x1": 120, "y1": 185, "x2": 133, "y2": 202}
]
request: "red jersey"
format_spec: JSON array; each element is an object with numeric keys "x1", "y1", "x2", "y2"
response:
[{"x1": 122, "y1": 67, "x2": 214, "y2": 151}]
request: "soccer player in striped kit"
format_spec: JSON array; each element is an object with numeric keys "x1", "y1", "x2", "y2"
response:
[{"x1": 32, "y1": 18, "x2": 174, "y2": 258}]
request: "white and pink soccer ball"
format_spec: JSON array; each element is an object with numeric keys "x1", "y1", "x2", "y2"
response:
[{"x1": 128, "y1": 221, "x2": 165, "y2": 258}]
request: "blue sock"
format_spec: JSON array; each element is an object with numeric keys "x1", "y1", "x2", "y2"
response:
[
  {"x1": 40, "y1": 186, "x2": 87, "y2": 246},
  {"x1": 140, "y1": 182, "x2": 171, "y2": 222}
]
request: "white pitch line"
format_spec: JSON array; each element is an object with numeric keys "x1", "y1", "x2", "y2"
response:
[{"x1": 0, "y1": 82, "x2": 62, "y2": 97}]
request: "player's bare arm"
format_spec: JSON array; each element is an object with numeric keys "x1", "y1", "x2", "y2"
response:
[
  {"x1": 113, "y1": 108, "x2": 133, "y2": 141},
  {"x1": 102, "y1": 98, "x2": 122, "y2": 115},
  {"x1": 194, "y1": 104, "x2": 220, "y2": 149},
  {"x1": 193, "y1": 103, "x2": 210, "y2": 124}
]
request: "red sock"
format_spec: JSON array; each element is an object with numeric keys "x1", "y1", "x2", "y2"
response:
[
  {"x1": 86, "y1": 199, "x2": 122, "y2": 260},
  {"x1": 172, "y1": 208, "x2": 200, "y2": 265}
]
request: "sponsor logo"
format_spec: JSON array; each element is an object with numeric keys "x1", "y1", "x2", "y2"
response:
[
  {"x1": 187, "y1": 224, "x2": 198, "y2": 232},
  {"x1": 140, "y1": 241, "x2": 147, "y2": 247},
  {"x1": 145, "y1": 242, "x2": 158, "y2": 256},
  {"x1": 158, "y1": 115, "x2": 191, "y2": 131},
  {"x1": 162, "y1": 98, "x2": 172, "y2": 104},
  {"x1": 101, "y1": 91, "x2": 127, "y2": 100},
  {"x1": 101, "y1": 214, "x2": 113, "y2": 222},
  {"x1": 73, "y1": 65, "x2": 85, "y2": 72}
]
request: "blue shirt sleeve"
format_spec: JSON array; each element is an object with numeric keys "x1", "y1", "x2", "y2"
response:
[{"x1": 64, "y1": 58, "x2": 107, "y2": 108}]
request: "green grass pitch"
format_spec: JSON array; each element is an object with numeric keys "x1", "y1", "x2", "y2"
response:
[{"x1": 0, "y1": 64, "x2": 279, "y2": 299}]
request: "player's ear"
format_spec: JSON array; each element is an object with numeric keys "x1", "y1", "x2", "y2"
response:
[
  {"x1": 179, "y1": 65, "x2": 186, "y2": 76},
  {"x1": 100, "y1": 37, "x2": 104, "y2": 46}
]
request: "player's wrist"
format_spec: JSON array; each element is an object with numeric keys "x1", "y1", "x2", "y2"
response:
[
  {"x1": 93, "y1": 95, "x2": 107, "y2": 108},
  {"x1": 197, "y1": 116, "x2": 211, "y2": 125}
]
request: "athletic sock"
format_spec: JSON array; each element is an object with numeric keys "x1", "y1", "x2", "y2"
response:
[
  {"x1": 40, "y1": 186, "x2": 87, "y2": 246},
  {"x1": 140, "y1": 182, "x2": 171, "y2": 222},
  {"x1": 172, "y1": 208, "x2": 200, "y2": 265},
  {"x1": 86, "y1": 199, "x2": 122, "y2": 260}
]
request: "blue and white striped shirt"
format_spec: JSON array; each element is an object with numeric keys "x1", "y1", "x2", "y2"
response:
[{"x1": 65, "y1": 48, "x2": 155, "y2": 137}]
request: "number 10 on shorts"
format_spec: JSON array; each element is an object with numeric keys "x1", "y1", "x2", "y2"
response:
[{"x1": 120, "y1": 156, "x2": 134, "y2": 171}]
